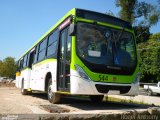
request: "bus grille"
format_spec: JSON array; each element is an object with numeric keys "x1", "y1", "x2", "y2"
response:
[{"x1": 95, "y1": 84, "x2": 131, "y2": 94}]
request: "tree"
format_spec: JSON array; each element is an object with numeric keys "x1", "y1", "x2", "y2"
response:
[
  {"x1": 0, "y1": 60, "x2": 3, "y2": 76},
  {"x1": 0, "y1": 57, "x2": 16, "y2": 78},
  {"x1": 134, "y1": 26, "x2": 150, "y2": 43},
  {"x1": 116, "y1": 0, "x2": 160, "y2": 43},
  {"x1": 116, "y1": 0, "x2": 136, "y2": 23},
  {"x1": 116, "y1": 0, "x2": 160, "y2": 26},
  {"x1": 138, "y1": 32, "x2": 160, "y2": 83}
]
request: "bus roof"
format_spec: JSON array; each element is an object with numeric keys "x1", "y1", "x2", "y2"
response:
[{"x1": 76, "y1": 8, "x2": 132, "y2": 29}]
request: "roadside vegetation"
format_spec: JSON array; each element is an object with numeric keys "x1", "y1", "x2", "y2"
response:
[
  {"x1": 0, "y1": 57, "x2": 16, "y2": 79},
  {"x1": 138, "y1": 33, "x2": 160, "y2": 83}
]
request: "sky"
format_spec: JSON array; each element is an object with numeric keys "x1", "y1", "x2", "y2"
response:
[{"x1": 0, "y1": 0, "x2": 159, "y2": 60}]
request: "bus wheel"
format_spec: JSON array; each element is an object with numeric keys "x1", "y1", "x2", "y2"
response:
[
  {"x1": 47, "y1": 79, "x2": 61, "y2": 104},
  {"x1": 89, "y1": 95, "x2": 104, "y2": 103},
  {"x1": 21, "y1": 80, "x2": 28, "y2": 95}
]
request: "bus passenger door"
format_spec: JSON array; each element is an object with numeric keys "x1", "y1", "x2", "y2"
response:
[
  {"x1": 58, "y1": 27, "x2": 71, "y2": 92},
  {"x1": 28, "y1": 49, "x2": 35, "y2": 89}
]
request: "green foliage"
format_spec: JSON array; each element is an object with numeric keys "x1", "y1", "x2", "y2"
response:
[
  {"x1": 116, "y1": 0, "x2": 136, "y2": 23},
  {"x1": 0, "y1": 60, "x2": 3, "y2": 76},
  {"x1": 138, "y1": 33, "x2": 160, "y2": 83},
  {"x1": 116, "y1": 0, "x2": 160, "y2": 26},
  {"x1": 0, "y1": 57, "x2": 16, "y2": 78},
  {"x1": 116, "y1": 0, "x2": 160, "y2": 44},
  {"x1": 150, "y1": 32, "x2": 160, "y2": 41},
  {"x1": 134, "y1": 26, "x2": 150, "y2": 44}
]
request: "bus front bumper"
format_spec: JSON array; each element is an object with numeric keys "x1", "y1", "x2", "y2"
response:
[{"x1": 70, "y1": 75, "x2": 139, "y2": 96}]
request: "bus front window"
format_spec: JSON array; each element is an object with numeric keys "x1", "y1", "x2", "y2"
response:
[{"x1": 77, "y1": 22, "x2": 137, "y2": 74}]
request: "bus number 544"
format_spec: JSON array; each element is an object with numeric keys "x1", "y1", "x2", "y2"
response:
[{"x1": 98, "y1": 75, "x2": 108, "y2": 82}]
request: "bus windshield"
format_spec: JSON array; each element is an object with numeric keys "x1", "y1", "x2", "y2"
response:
[{"x1": 77, "y1": 22, "x2": 137, "y2": 74}]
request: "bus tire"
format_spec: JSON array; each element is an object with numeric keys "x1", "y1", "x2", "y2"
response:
[
  {"x1": 89, "y1": 95, "x2": 104, "y2": 103},
  {"x1": 47, "y1": 79, "x2": 61, "y2": 104},
  {"x1": 21, "y1": 80, "x2": 28, "y2": 95}
]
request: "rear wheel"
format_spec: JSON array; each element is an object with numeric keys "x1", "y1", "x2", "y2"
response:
[
  {"x1": 47, "y1": 79, "x2": 61, "y2": 104},
  {"x1": 21, "y1": 80, "x2": 28, "y2": 95},
  {"x1": 89, "y1": 95, "x2": 104, "y2": 103}
]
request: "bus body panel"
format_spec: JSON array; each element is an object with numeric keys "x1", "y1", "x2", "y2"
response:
[
  {"x1": 31, "y1": 63, "x2": 46, "y2": 91},
  {"x1": 20, "y1": 68, "x2": 31, "y2": 89},
  {"x1": 30, "y1": 59, "x2": 57, "y2": 91},
  {"x1": 70, "y1": 69, "x2": 139, "y2": 95},
  {"x1": 16, "y1": 59, "x2": 57, "y2": 92},
  {"x1": 71, "y1": 54, "x2": 139, "y2": 84}
]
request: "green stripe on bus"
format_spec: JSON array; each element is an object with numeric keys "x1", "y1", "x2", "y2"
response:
[
  {"x1": 32, "y1": 58, "x2": 57, "y2": 67},
  {"x1": 76, "y1": 17, "x2": 134, "y2": 33},
  {"x1": 21, "y1": 68, "x2": 31, "y2": 72}
]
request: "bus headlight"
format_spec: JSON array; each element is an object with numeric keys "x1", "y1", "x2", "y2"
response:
[
  {"x1": 133, "y1": 72, "x2": 140, "y2": 84},
  {"x1": 75, "y1": 64, "x2": 91, "y2": 82}
]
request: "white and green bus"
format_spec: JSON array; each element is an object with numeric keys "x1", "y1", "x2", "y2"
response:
[{"x1": 16, "y1": 8, "x2": 140, "y2": 103}]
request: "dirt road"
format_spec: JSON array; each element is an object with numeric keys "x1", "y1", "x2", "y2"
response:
[{"x1": 0, "y1": 87, "x2": 159, "y2": 115}]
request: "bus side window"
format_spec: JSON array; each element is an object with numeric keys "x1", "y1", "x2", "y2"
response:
[
  {"x1": 37, "y1": 38, "x2": 47, "y2": 61},
  {"x1": 47, "y1": 29, "x2": 59, "y2": 58},
  {"x1": 34, "y1": 46, "x2": 38, "y2": 63},
  {"x1": 16, "y1": 60, "x2": 20, "y2": 72},
  {"x1": 20, "y1": 58, "x2": 24, "y2": 70},
  {"x1": 23, "y1": 54, "x2": 28, "y2": 68}
]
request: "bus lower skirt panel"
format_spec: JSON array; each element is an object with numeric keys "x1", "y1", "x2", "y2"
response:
[{"x1": 95, "y1": 84, "x2": 131, "y2": 94}]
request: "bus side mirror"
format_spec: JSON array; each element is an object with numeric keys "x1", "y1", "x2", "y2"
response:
[{"x1": 69, "y1": 23, "x2": 76, "y2": 36}]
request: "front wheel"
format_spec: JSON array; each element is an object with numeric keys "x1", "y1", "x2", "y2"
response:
[
  {"x1": 89, "y1": 95, "x2": 104, "y2": 103},
  {"x1": 47, "y1": 79, "x2": 61, "y2": 104}
]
